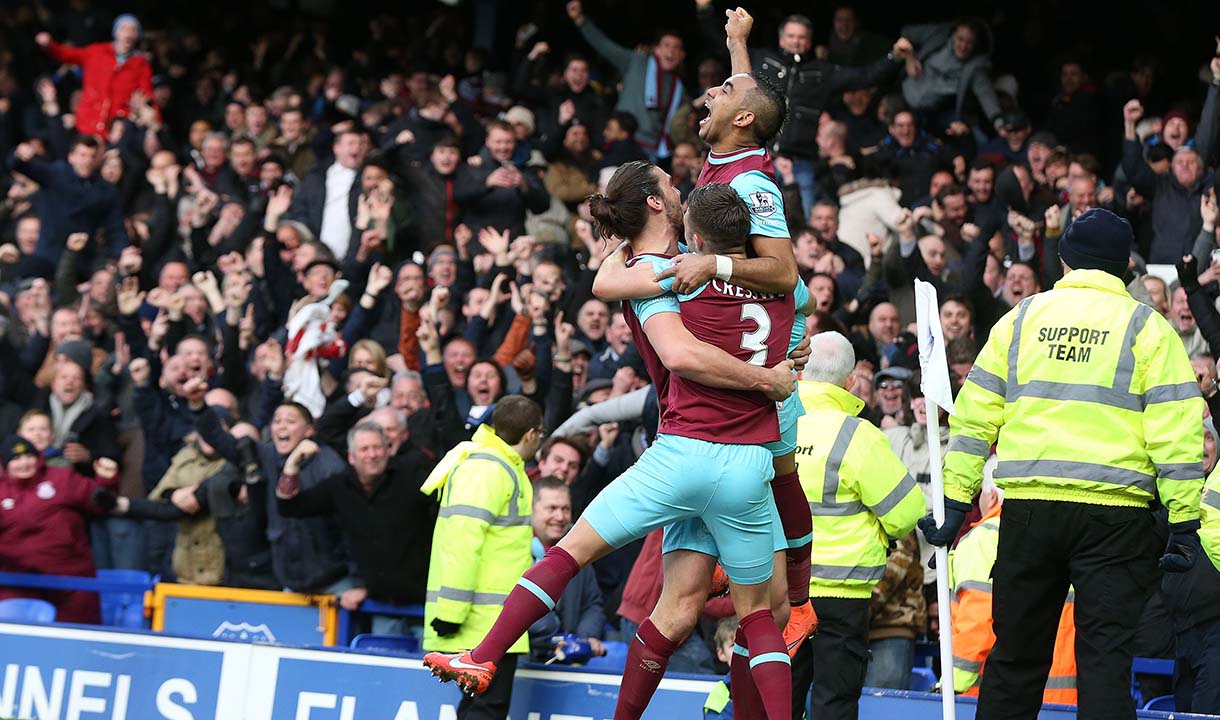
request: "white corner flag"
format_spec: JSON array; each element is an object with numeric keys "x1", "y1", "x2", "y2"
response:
[
  {"x1": 914, "y1": 279, "x2": 957, "y2": 719},
  {"x1": 914, "y1": 280, "x2": 955, "y2": 417}
]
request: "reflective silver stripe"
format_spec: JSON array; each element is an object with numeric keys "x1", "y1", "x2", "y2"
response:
[
  {"x1": 956, "y1": 579, "x2": 992, "y2": 594},
  {"x1": 1005, "y1": 297, "x2": 1036, "y2": 402},
  {"x1": 1065, "y1": 591, "x2": 1076, "y2": 603},
  {"x1": 809, "y1": 500, "x2": 868, "y2": 517},
  {"x1": 822, "y1": 418, "x2": 861, "y2": 509},
  {"x1": 871, "y1": 473, "x2": 917, "y2": 516},
  {"x1": 426, "y1": 588, "x2": 508, "y2": 605},
  {"x1": 439, "y1": 504, "x2": 495, "y2": 523},
  {"x1": 1044, "y1": 676, "x2": 1077, "y2": 690},
  {"x1": 967, "y1": 366, "x2": 1006, "y2": 397},
  {"x1": 439, "y1": 504, "x2": 531, "y2": 526},
  {"x1": 993, "y1": 459, "x2": 1155, "y2": 493},
  {"x1": 472, "y1": 592, "x2": 508, "y2": 604},
  {"x1": 948, "y1": 435, "x2": 990, "y2": 458},
  {"x1": 461, "y1": 453, "x2": 529, "y2": 527},
  {"x1": 427, "y1": 587, "x2": 472, "y2": 603},
  {"x1": 953, "y1": 656, "x2": 984, "y2": 673},
  {"x1": 1202, "y1": 489, "x2": 1220, "y2": 511},
  {"x1": 1113, "y1": 304, "x2": 1152, "y2": 394},
  {"x1": 1155, "y1": 462, "x2": 1204, "y2": 481},
  {"x1": 810, "y1": 564, "x2": 885, "y2": 582},
  {"x1": 1007, "y1": 380, "x2": 1142, "y2": 411},
  {"x1": 1145, "y1": 381, "x2": 1201, "y2": 405}
]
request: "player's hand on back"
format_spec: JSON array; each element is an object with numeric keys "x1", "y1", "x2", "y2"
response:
[
  {"x1": 763, "y1": 359, "x2": 796, "y2": 401},
  {"x1": 788, "y1": 335, "x2": 811, "y2": 374},
  {"x1": 654, "y1": 254, "x2": 716, "y2": 294}
]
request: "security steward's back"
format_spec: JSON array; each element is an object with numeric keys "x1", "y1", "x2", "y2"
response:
[{"x1": 919, "y1": 208, "x2": 1205, "y2": 720}]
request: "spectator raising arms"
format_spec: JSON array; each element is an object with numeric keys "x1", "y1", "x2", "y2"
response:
[{"x1": 0, "y1": 6, "x2": 1216, "y2": 713}]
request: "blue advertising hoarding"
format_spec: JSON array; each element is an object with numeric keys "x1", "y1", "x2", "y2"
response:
[
  {"x1": 0, "y1": 622, "x2": 1202, "y2": 720},
  {"x1": 0, "y1": 628, "x2": 227, "y2": 719}
]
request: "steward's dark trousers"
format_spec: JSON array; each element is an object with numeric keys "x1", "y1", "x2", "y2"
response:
[
  {"x1": 791, "y1": 596, "x2": 871, "y2": 720},
  {"x1": 1174, "y1": 615, "x2": 1220, "y2": 714},
  {"x1": 458, "y1": 653, "x2": 518, "y2": 720},
  {"x1": 977, "y1": 500, "x2": 1158, "y2": 720}
]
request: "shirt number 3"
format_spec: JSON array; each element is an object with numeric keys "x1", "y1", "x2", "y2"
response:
[{"x1": 740, "y1": 302, "x2": 772, "y2": 366}]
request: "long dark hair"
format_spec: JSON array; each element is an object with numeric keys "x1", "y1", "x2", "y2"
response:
[{"x1": 587, "y1": 161, "x2": 661, "y2": 242}]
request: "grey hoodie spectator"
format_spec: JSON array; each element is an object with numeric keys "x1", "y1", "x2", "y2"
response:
[{"x1": 900, "y1": 20, "x2": 1002, "y2": 132}]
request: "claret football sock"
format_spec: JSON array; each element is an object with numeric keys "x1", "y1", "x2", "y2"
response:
[
  {"x1": 740, "y1": 609, "x2": 792, "y2": 720},
  {"x1": 613, "y1": 618, "x2": 679, "y2": 720},
  {"x1": 771, "y1": 470, "x2": 812, "y2": 603},
  {"x1": 730, "y1": 626, "x2": 765, "y2": 720},
  {"x1": 469, "y1": 545, "x2": 580, "y2": 664}
]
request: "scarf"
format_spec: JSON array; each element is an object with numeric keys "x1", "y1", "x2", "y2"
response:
[
  {"x1": 283, "y1": 279, "x2": 350, "y2": 418},
  {"x1": 641, "y1": 55, "x2": 683, "y2": 157},
  {"x1": 50, "y1": 392, "x2": 94, "y2": 448}
]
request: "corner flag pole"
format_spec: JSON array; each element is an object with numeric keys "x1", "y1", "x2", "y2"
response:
[{"x1": 914, "y1": 280, "x2": 956, "y2": 720}]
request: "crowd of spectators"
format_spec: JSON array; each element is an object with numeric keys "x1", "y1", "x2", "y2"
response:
[{"x1": 0, "y1": 0, "x2": 1219, "y2": 694}]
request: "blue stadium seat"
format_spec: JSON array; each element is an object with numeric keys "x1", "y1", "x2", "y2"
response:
[
  {"x1": 909, "y1": 667, "x2": 938, "y2": 692},
  {"x1": 96, "y1": 569, "x2": 152, "y2": 628},
  {"x1": 350, "y1": 633, "x2": 421, "y2": 655},
  {"x1": 583, "y1": 641, "x2": 628, "y2": 672},
  {"x1": 0, "y1": 598, "x2": 57, "y2": 624},
  {"x1": 1143, "y1": 695, "x2": 1174, "y2": 712}
]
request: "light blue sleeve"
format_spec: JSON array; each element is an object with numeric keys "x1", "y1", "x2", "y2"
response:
[
  {"x1": 792, "y1": 279, "x2": 810, "y2": 311},
  {"x1": 729, "y1": 171, "x2": 789, "y2": 240},
  {"x1": 629, "y1": 256, "x2": 680, "y2": 323},
  {"x1": 789, "y1": 280, "x2": 809, "y2": 354}
]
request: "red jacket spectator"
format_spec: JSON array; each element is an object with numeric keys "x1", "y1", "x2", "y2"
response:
[
  {"x1": 37, "y1": 15, "x2": 154, "y2": 137},
  {"x1": 0, "y1": 437, "x2": 118, "y2": 623}
]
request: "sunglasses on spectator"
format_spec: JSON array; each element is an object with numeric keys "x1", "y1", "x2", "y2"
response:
[{"x1": 877, "y1": 380, "x2": 904, "y2": 390}]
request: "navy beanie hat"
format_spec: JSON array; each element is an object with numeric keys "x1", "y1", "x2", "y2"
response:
[
  {"x1": 0, "y1": 435, "x2": 38, "y2": 465},
  {"x1": 1058, "y1": 208, "x2": 1132, "y2": 279}
]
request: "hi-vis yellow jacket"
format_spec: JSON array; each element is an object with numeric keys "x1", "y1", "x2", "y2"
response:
[
  {"x1": 421, "y1": 424, "x2": 533, "y2": 653},
  {"x1": 950, "y1": 505, "x2": 1077, "y2": 704},
  {"x1": 795, "y1": 381, "x2": 925, "y2": 599},
  {"x1": 944, "y1": 270, "x2": 1204, "y2": 524},
  {"x1": 1197, "y1": 467, "x2": 1220, "y2": 571}
]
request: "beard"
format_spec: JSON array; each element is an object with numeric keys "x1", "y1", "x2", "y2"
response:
[{"x1": 664, "y1": 197, "x2": 684, "y2": 237}]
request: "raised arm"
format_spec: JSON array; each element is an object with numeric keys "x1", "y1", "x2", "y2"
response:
[
  {"x1": 829, "y1": 40, "x2": 911, "y2": 93},
  {"x1": 724, "y1": 7, "x2": 754, "y2": 75},
  {"x1": 695, "y1": 1, "x2": 729, "y2": 65},
  {"x1": 1178, "y1": 255, "x2": 1220, "y2": 361},
  {"x1": 1192, "y1": 54, "x2": 1220, "y2": 168},
  {"x1": 1121, "y1": 100, "x2": 1159, "y2": 197},
  {"x1": 9, "y1": 145, "x2": 55, "y2": 186},
  {"x1": 38, "y1": 34, "x2": 88, "y2": 66},
  {"x1": 568, "y1": 2, "x2": 635, "y2": 72},
  {"x1": 1191, "y1": 192, "x2": 1218, "y2": 269},
  {"x1": 276, "y1": 440, "x2": 339, "y2": 518}
]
